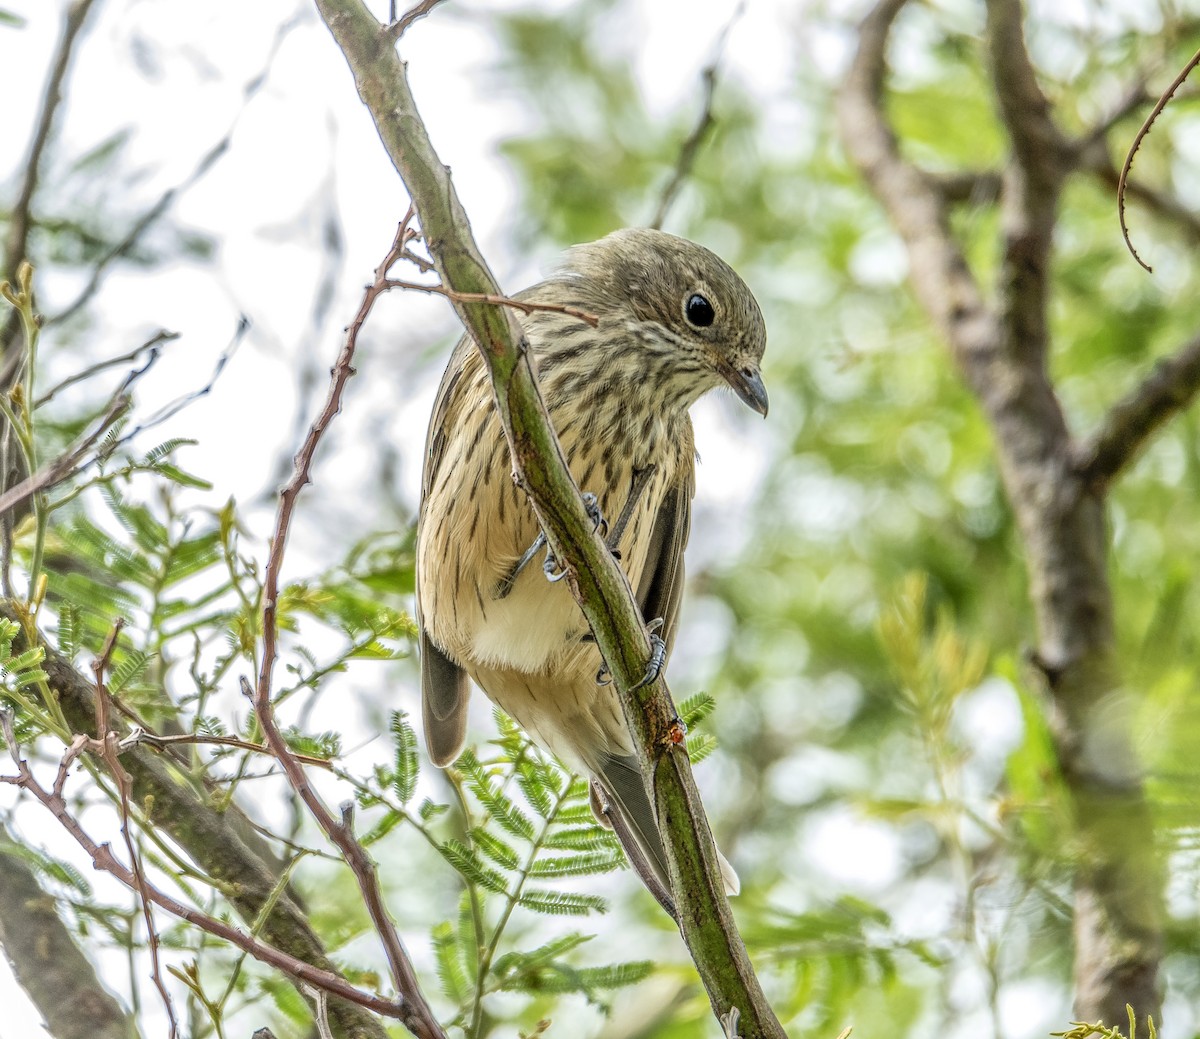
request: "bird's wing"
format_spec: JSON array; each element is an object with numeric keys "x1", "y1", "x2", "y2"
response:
[
  {"x1": 418, "y1": 336, "x2": 474, "y2": 767},
  {"x1": 633, "y1": 422, "x2": 695, "y2": 658}
]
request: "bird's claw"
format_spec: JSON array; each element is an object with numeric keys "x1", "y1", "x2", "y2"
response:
[
  {"x1": 581, "y1": 491, "x2": 609, "y2": 539},
  {"x1": 543, "y1": 551, "x2": 567, "y2": 582},
  {"x1": 595, "y1": 662, "x2": 612, "y2": 686},
  {"x1": 629, "y1": 619, "x2": 667, "y2": 693}
]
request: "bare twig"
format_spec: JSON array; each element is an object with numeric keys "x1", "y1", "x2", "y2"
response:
[
  {"x1": 0, "y1": 388, "x2": 131, "y2": 520},
  {"x1": 1077, "y1": 153, "x2": 1200, "y2": 247},
  {"x1": 45, "y1": 14, "x2": 306, "y2": 329},
  {"x1": 1118, "y1": 44, "x2": 1200, "y2": 273},
  {"x1": 90, "y1": 618, "x2": 124, "y2": 736},
  {"x1": 253, "y1": 213, "x2": 446, "y2": 1039},
  {"x1": 383, "y1": 277, "x2": 599, "y2": 327},
  {"x1": 649, "y1": 2, "x2": 744, "y2": 230},
  {"x1": 387, "y1": 0, "x2": 449, "y2": 39},
  {"x1": 120, "y1": 725, "x2": 335, "y2": 770},
  {"x1": 1076, "y1": 330, "x2": 1200, "y2": 488},
  {"x1": 91, "y1": 621, "x2": 178, "y2": 1038},
  {"x1": 2, "y1": 0, "x2": 101, "y2": 351},
  {"x1": 36, "y1": 329, "x2": 178, "y2": 407}
]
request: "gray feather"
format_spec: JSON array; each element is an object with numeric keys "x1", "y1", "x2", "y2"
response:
[
  {"x1": 595, "y1": 753, "x2": 671, "y2": 893},
  {"x1": 421, "y1": 631, "x2": 469, "y2": 766}
]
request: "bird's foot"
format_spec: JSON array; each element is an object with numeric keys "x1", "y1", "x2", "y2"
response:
[
  {"x1": 543, "y1": 550, "x2": 568, "y2": 582},
  {"x1": 508, "y1": 492, "x2": 609, "y2": 591},
  {"x1": 496, "y1": 532, "x2": 547, "y2": 598},
  {"x1": 595, "y1": 620, "x2": 667, "y2": 690},
  {"x1": 581, "y1": 491, "x2": 608, "y2": 539},
  {"x1": 629, "y1": 618, "x2": 666, "y2": 693}
]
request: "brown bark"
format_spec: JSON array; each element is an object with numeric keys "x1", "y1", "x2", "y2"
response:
[
  {"x1": 838, "y1": 0, "x2": 1172, "y2": 1024},
  {"x1": 0, "y1": 828, "x2": 138, "y2": 1039}
]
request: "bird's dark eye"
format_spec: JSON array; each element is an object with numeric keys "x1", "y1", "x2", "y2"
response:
[{"x1": 685, "y1": 293, "x2": 715, "y2": 327}]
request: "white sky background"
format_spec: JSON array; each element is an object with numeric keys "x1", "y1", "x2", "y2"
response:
[{"x1": 0, "y1": 1, "x2": 812, "y2": 1036}]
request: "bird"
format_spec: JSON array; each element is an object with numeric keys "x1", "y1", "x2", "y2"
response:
[{"x1": 416, "y1": 227, "x2": 767, "y2": 902}]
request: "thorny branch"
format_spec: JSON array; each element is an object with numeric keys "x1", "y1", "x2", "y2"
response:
[
  {"x1": 1119, "y1": 44, "x2": 1200, "y2": 273},
  {"x1": 253, "y1": 210, "x2": 447, "y2": 1039}
]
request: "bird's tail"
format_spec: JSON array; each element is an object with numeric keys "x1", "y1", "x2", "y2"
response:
[{"x1": 593, "y1": 753, "x2": 740, "y2": 909}]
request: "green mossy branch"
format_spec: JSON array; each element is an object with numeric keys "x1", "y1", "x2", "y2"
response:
[{"x1": 311, "y1": 1, "x2": 785, "y2": 1034}]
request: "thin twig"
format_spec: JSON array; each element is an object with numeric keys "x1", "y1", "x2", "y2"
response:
[
  {"x1": 253, "y1": 212, "x2": 446, "y2": 1039},
  {"x1": 649, "y1": 3, "x2": 744, "y2": 230},
  {"x1": 90, "y1": 618, "x2": 124, "y2": 736},
  {"x1": 387, "y1": 0, "x2": 449, "y2": 39},
  {"x1": 121, "y1": 725, "x2": 334, "y2": 770},
  {"x1": 0, "y1": 388, "x2": 132, "y2": 520},
  {"x1": 91, "y1": 621, "x2": 178, "y2": 1038},
  {"x1": 1118, "y1": 44, "x2": 1200, "y2": 273},
  {"x1": 36, "y1": 330, "x2": 178, "y2": 407},
  {"x1": 45, "y1": 15, "x2": 306, "y2": 329},
  {"x1": 1, "y1": 0, "x2": 100, "y2": 351},
  {"x1": 382, "y1": 277, "x2": 599, "y2": 327}
]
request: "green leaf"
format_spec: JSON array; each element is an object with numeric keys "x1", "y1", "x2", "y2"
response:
[
  {"x1": 389, "y1": 710, "x2": 420, "y2": 803},
  {"x1": 108, "y1": 650, "x2": 151, "y2": 695},
  {"x1": 528, "y1": 850, "x2": 622, "y2": 878},
  {"x1": 439, "y1": 839, "x2": 508, "y2": 894},
  {"x1": 679, "y1": 691, "x2": 716, "y2": 728},
  {"x1": 516, "y1": 888, "x2": 608, "y2": 916},
  {"x1": 456, "y1": 750, "x2": 537, "y2": 842},
  {"x1": 432, "y1": 921, "x2": 471, "y2": 1004},
  {"x1": 419, "y1": 798, "x2": 449, "y2": 822},
  {"x1": 541, "y1": 825, "x2": 617, "y2": 852},
  {"x1": 686, "y1": 732, "x2": 717, "y2": 764},
  {"x1": 55, "y1": 604, "x2": 80, "y2": 660},
  {"x1": 471, "y1": 827, "x2": 521, "y2": 871}
]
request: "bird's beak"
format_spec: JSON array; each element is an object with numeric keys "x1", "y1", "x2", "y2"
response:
[{"x1": 721, "y1": 363, "x2": 769, "y2": 417}]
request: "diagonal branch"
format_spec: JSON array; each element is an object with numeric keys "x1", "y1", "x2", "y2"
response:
[
  {"x1": 311, "y1": 2, "x2": 785, "y2": 1036},
  {"x1": 836, "y1": 0, "x2": 994, "y2": 363},
  {"x1": 2, "y1": 0, "x2": 100, "y2": 283},
  {"x1": 253, "y1": 216, "x2": 446, "y2": 1039},
  {"x1": 1075, "y1": 330, "x2": 1200, "y2": 488},
  {"x1": 0, "y1": 826, "x2": 138, "y2": 1039}
]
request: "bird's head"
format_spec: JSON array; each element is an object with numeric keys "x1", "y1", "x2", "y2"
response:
[{"x1": 555, "y1": 228, "x2": 769, "y2": 417}]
